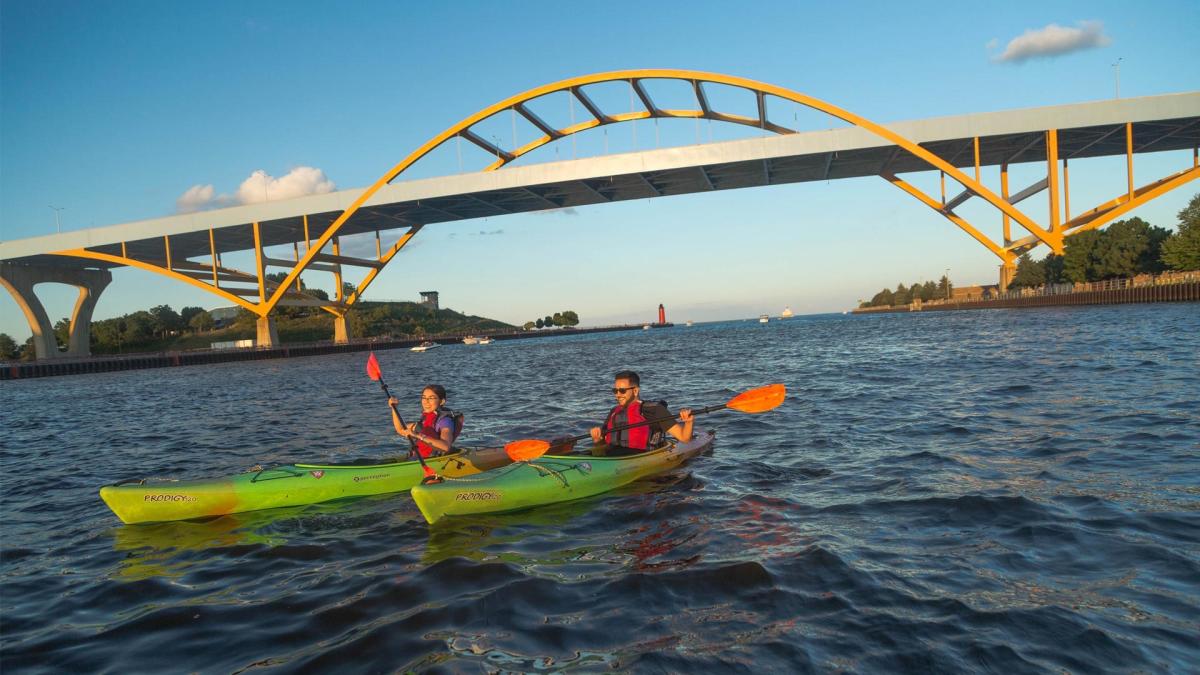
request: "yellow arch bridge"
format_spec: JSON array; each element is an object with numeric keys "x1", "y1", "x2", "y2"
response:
[{"x1": 2, "y1": 70, "x2": 1198, "y2": 358}]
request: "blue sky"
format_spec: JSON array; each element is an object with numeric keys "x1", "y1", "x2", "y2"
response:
[{"x1": 2, "y1": 0, "x2": 1198, "y2": 340}]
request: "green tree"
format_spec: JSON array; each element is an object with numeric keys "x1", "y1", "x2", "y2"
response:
[
  {"x1": 919, "y1": 281, "x2": 937, "y2": 301},
  {"x1": 189, "y1": 310, "x2": 215, "y2": 332},
  {"x1": 937, "y1": 275, "x2": 952, "y2": 299},
  {"x1": 869, "y1": 288, "x2": 894, "y2": 307},
  {"x1": 535, "y1": 318, "x2": 545, "y2": 329},
  {"x1": 20, "y1": 336, "x2": 37, "y2": 360},
  {"x1": 544, "y1": 315, "x2": 554, "y2": 327},
  {"x1": 1094, "y1": 217, "x2": 1169, "y2": 278},
  {"x1": 149, "y1": 304, "x2": 183, "y2": 338},
  {"x1": 1044, "y1": 253, "x2": 1065, "y2": 284},
  {"x1": 0, "y1": 333, "x2": 18, "y2": 359},
  {"x1": 893, "y1": 283, "x2": 909, "y2": 306},
  {"x1": 523, "y1": 321, "x2": 536, "y2": 331},
  {"x1": 1010, "y1": 254, "x2": 1045, "y2": 288},
  {"x1": 552, "y1": 312, "x2": 563, "y2": 326},
  {"x1": 1161, "y1": 193, "x2": 1200, "y2": 271},
  {"x1": 1063, "y1": 229, "x2": 1103, "y2": 282},
  {"x1": 53, "y1": 317, "x2": 71, "y2": 350},
  {"x1": 559, "y1": 310, "x2": 579, "y2": 327},
  {"x1": 180, "y1": 306, "x2": 205, "y2": 326}
]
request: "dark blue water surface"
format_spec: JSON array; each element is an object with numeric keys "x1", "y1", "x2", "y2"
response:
[{"x1": 2, "y1": 305, "x2": 1198, "y2": 673}]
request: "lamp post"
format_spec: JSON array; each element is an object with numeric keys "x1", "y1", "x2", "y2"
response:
[
  {"x1": 945, "y1": 268, "x2": 950, "y2": 299},
  {"x1": 49, "y1": 205, "x2": 65, "y2": 234},
  {"x1": 1112, "y1": 58, "x2": 1123, "y2": 99}
]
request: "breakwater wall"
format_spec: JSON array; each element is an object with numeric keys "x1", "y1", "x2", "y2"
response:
[
  {"x1": 1, "y1": 325, "x2": 642, "y2": 381},
  {"x1": 854, "y1": 275, "x2": 1200, "y2": 315}
]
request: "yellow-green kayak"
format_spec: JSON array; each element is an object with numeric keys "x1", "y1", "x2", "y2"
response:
[
  {"x1": 410, "y1": 431, "x2": 715, "y2": 524},
  {"x1": 100, "y1": 447, "x2": 512, "y2": 524}
]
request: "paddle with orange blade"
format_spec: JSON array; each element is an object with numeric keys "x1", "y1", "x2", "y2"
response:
[
  {"x1": 366, "y1": 352, "x2": 440, "y2": 483},
  {"x1": 502, "y1": 383, "x2": 786, "y2": 463}
]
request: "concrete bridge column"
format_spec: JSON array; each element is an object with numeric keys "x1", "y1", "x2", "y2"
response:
[
  {"x1": 256, "y1": 316, "x2": 279, "y2": 348},
  {"x1": 333, "y1": 314, "x2": 350, "y2": 344},
  {"x1": 0, "y1": 262, "x2": 112, "y2": 359},
  {"x1": 999, "y1": 262, "x2": 1016, "y2": 293}
]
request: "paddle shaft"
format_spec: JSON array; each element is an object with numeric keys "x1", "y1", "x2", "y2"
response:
[
  {"x1": 373, "y1": 373, "x2": 438, "y2": 475},
  {"x1": 565, "y1": 401, "x2": 726, "y2": 444}
]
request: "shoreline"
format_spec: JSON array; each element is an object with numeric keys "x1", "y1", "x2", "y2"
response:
[
  {"x1": 0, "y1": 324, "x2": 643, "y2": 381},
  {"x1": 853, "y1": 276, "x2": 1200, "y2": 315}
]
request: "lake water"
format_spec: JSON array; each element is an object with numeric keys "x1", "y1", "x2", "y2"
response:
[{"x1": 2, "y1": 305, "x2": 1198, "y2": 673}]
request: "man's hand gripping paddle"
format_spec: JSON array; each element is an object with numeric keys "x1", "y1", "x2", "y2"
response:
[{"x1": 503, "y1": 383, "x2": 787, "y2": 463}]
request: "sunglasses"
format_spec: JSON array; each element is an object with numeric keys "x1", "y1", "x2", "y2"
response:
[{"x1": 612, "y1": 386, "x2": 637, "y2": 395}]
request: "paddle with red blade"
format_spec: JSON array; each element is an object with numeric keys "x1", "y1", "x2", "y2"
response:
[
  {"x1": 366, "y1": 352, "x2": 440, "y2": 483},
  {"x1": 502, "y1": 383, "x2": 786, "y2": 462}
]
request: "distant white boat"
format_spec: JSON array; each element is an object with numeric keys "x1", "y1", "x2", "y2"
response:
[
  {"x1": 686, "y1": 320, "x2": 694, "y2": 327},
  {"x1": 411, "y1": 341, "x2": 439, "y2": 352},
  {"x1": 759, "y1": 314, "x2": 769, "y2": 324},
  {"x1": 781, "y1": 306, "x2": 793, "y2": 318},
  {"x1": 643, "y1": 324, "x2": 651, "y2": 330},
  {"x1": 462, "y1": 336, "x2": 479, "y2": 345},
  {"x1": 478, "y1": 336, "x2": 493, "y2": 345}
]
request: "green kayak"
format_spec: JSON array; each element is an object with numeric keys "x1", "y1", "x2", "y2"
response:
[
  {"x1": 100, "y1": 447, "x2": 512, "y2": 524},
  {"x1": 410, "y1": 430, "x2": 715, "y2": 524}
]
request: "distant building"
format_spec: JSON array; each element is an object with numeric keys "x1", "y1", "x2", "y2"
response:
[
  {"x1": 209, "y1": 306, "x2": 240, "y2": 328},
  {"x1": 951, "y1": 284, "x2": 999, "y2": 301},
  {"x1": 419, "y1": 291, "x2": 439, "y2": 309}
]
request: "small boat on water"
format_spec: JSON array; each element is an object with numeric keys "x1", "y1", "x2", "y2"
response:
[
  {"x1": 686, "y1": 320, "x2": 694, "y2": 327},
  {"x1": 643, "y1": 324, "x2": 651, "y2": 330},
  {"x1": 411, "y1": 341, "x2": 439, "y2": 352},
  {"x1": 759, "y1": 314, "x2": 769, "y2": 324},
  {"x1": 462, "y1": 336, "x2": 479, "y2": 345},
  {"x1": 477, "y1": 336, "x2": 493, "y2": 345},
  {"x1": 781, "y1": 307, "x2": 794, "y2": 319}
]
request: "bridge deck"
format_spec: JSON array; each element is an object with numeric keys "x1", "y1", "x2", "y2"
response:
[{"x1": 3, "y1": 92, "x2": 1197, "y2": 269}]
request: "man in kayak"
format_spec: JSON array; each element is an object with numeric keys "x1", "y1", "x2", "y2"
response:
[
  {"x1": 588, "y1": 370, "x2": 693, "y2": 456},
  {"x1": 388, "y1": 384, "x2": 463, "y2": 458}
]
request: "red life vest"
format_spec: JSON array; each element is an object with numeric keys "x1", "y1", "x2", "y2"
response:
[
  {"x1": 603, "y1": 400, "x2": 652, "y2": 451},
  {"x1": 415, "y1": 409, "x2": 463, "y2": 458}
]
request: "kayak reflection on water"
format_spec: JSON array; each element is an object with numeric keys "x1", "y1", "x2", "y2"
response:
[{"x1": 419, "y1": 471, "x2": 704, "y2": 570}]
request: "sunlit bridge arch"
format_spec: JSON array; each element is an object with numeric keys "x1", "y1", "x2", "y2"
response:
[{"x1": 269, "y1": 69, "x2": 1076, "y2": 313}]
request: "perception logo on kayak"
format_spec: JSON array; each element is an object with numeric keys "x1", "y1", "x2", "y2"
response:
[
  {"x1": 353, "y1": 474, "x2": 389, "y2": 483},
  {"x1": 455, "y1": 491, "x2": 501, "y2": 502},
  {"x1": 143, "y1": 494, "x2": 198, "y2": 502},
  {"x1": 310, "y1": 471, "x2": 325, "y2": 479}
]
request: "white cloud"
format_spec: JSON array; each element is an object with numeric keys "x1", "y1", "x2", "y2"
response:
[
  {"x1": 174, "y1": 166, "x2": 335, "y2": 213},
  {"x1": 993, "y1": 20, "x2": 1111, "y2": 63},
  {"x1": 235, "y1": 167, "x2": 335, "y2": 205},
  {"x1": 176, "y1": 184, "x2": 215, "y2": 213}
]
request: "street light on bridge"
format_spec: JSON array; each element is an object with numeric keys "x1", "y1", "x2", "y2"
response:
[{"x1": 48, "y1": 205, "x2": 65, "y2": 234}]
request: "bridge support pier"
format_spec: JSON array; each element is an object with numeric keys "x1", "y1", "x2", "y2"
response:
[
  {"x1": 999, "y1": 262, "x2": 1016, "y2": 293},
  {"x1": 256, "y1": 316, "x2": 278, "y2": 348},
  {"x1": 0, "y1": 262, "x2": 112, "y2": 359},
  {"x1": 333, "y1": 315, "x2": 350, "y2": 344}
]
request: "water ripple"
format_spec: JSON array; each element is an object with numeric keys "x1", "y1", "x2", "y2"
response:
[{"x1": 2, "y1": 304, "x2": 1198, "y2": 672}]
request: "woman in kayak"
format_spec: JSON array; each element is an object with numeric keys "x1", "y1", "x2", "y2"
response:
[
  {"x1": 589, "y1": 370, "x2": 692, "y2": 456},
  {"x1": 388, "y1": 384, "x2": 463, "y2": 458}
]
